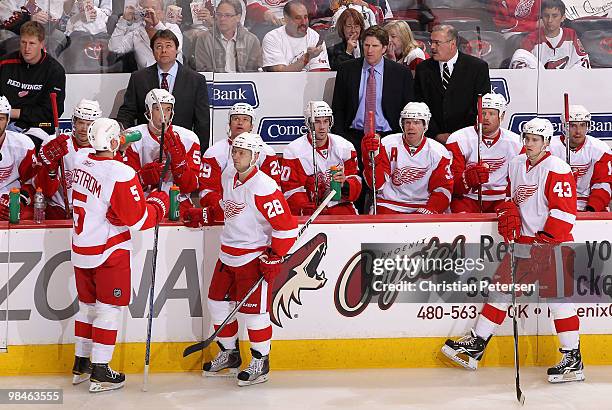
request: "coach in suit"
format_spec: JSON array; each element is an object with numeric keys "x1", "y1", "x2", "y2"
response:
[
  {"x1": 414, "y1": 24, "x2": 490, "y2": 145},
  {"x1": 331, "y1": 25, "x2": 414, "y2": 152},
  {"x1": 117, "y1": 29, "x2": 211, "y2": 151}
]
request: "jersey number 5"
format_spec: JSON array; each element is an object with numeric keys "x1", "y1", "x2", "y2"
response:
[
  {"x1": 553, "y1": 181, "x2": 572, "y2": 197},
  {"x1": 72, "y1": 190, "x2": 87, "y2": 235},
  {"x1": 263, "y1": 199, "x2": 285, "y2": 218}
]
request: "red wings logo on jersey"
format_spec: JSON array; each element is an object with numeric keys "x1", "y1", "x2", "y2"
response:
[
  {"x1": 65, "y1": 169, "x2": 74, "y2": 190},
  {"x1": 545, "y1": 56, "x2": 570, "y2": 69},
  {"x1": 391, "y1": 166, "x2": 428, "y2": 185},
  {"x1": 571, "y1": 164, "x2": 589, "y2": 181},
  {"x1": 0, "y1": 164, "x2": 13, "y2": 183},
  {"x1": 515, "y1": 0, "x2": 535, "y2": 18},
  {"x1": 221, "y1": 200, "x2": 245, "y2": 219},
  {"x1": 513, "y1": 184, "x2": 538, "y2": 205},
  {"x1": 481, "y1": 157, "x2": 506, "y2": 174}
]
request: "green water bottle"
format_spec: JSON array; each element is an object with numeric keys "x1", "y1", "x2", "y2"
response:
[
  {"x1": 169, "y1": 185, "x2": 180, "y2": 221},
  {"x1": 9, "y1": 187, "x2": 20, "y2": 224},
  {"x1": 329, "y1": 166, "x2": 342, "y2": 201},
  {"x1": 120, "y1": 130, "x2": 142, "y2": 145}
]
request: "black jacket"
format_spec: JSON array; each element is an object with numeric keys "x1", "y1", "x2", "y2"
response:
[
  {"x1": 116, "y1": 62, "x2": 211, "y2": 151},
  {"x1": 327, "y1": 40, "x2": 359, "y2": 71},
  {"x1": 414, "y1": 52, "x2": 490, "y2": 138},
  {"x1": 0, "y1": 50, "x2": 66, "y2": 134}
]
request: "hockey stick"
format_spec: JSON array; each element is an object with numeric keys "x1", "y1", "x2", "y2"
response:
[
  {"x1": 509, "y1": 241, "x2": 526, "y2": 405},
  {"x1": 183, "y1": 189, "x2": 337, "y2": 358},
  {"x1": 564, "y1": 93, "x2": 570, "y2": 165},
  {"x1": 477, "y1": 94, "x2": 483, "y2": 212},
  {"x1": 49, "y1": 92, "x2": 71, "y2": 219},
  {"x1": 367, "y1": 111, "x2": 377, "y2": 215},
  {"x1": 308, "y1": 102, "x2": 319, "y2": 206},
  {"x1": 143, "y1": 92, "x2": 169, "y2": 392}
]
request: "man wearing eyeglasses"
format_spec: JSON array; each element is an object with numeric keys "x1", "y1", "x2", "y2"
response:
[
  {"x1": 194, "y1": 0, "x2": 262, "y2": 72},
  {"x1": 414, "y1": 24, "x2": 490, "y2": 145}
]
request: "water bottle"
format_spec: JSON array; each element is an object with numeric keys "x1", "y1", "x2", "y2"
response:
[
  {"x1": 9, "y1": 187, "x2": 20, "y2": 224},
  {"x1": 120, "y1": 130, "x2": 142, "y2": 145},
  {"x1": 169, "y1": 185, "x2": 180, "y2": 221},
  {"x1": 33, "y1": 188, "x2": 46, "y2": 224},
  {"x1": 329, "y1": 166, "x2": 342, "y2": 201}
]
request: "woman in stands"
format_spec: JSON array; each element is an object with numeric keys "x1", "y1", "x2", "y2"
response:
[
  {"x1": 383, "y1": 20, "x2": 427, "y2": 74},
  {"x1": 327, "y1": 8, "x2": 364, "y2": 70}
]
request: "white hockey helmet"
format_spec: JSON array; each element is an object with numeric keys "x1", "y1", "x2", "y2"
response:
[
  {"x1": 229, "y1": 103, "x2": 255, "y2": 122},
  {"x1": 145, "y1": 88, "x2": 175, "y2": 123},
  {"x1": 232, "y1": 132, "x2": 262, "y2": 155},
  {"x1": 566, "y1": 104, "x2": 591, "y2": 123},
  {"x1": 0, "y1": 96, "x2": 11, "y2": 117},
  {"x1": 87, "y1": 118, "x2": 122, "y2": 152},
  {"x1": 481, "y1": 93, "x2": 507, "y2": 115},
  {"x1": 400, "y1": 102, "x2": 431, "y2": 131},
  {"x1": 73, "y1": 99, "x2": 102, "y2": 121},
  {"x1": 304, "y1": 101, "x2": 334, "y2": 128},
  {"x1": 522, "y1": 117, "x2": 554, "y2": 143}
]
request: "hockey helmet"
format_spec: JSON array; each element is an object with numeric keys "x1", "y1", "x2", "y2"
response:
[
  {"x1": 87, "y1": 118, "x2": 122, "y2": 152},
  {"x1": 232, "y1": 132, "x2": 262, "y2": 156},
  {"x1": 522, "y1": 117, "x2": 554, "y2": 143},
  {"x1": 0, "y1": 96, "x2": 11, "y2": 117},
  {"x1": 566, "y1": 104, "x2": 591, "y2": 123},
  {"x1": 74, "y1": 99, "x2": 102, "y2": 121},
  {"x1": 400, "y1": 102, "x2": 431, "y2": 131},
  {"x1": 145, "y1": 88, "x2": 175, "y2": 123},
  {"x1": 229, "y1": 103, "x2": 255, "y2": 122},
  {"x1": 481, "y1": 93, "x2": 507, "y2": 115},
  {"x1": 304, "y1": 101, "x2": 334, "y2": 128}
]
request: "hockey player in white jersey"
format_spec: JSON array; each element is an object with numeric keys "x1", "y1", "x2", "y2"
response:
[
  {"x1": 0, "y1": 96, "x2": 38, "y2": 221},
  {"x1": 70, "y1": 118, "x2": 169, "y2": 393},
  {"x1": 197, "y1": 103, "x2": 280, "y2": 222},
  {"x1": 442, "y1": 118, "x2": 584, "y2": 383},
  {"x1": 122, "y1": 89, "x2": 200, "y2": 216},
  {"x1": 282, "y1": 101, "x2": 362, "y2": 215},
  {"x1": 549, "y1": 104, "x2": 612, "y2": 211},
  {"x1": 446, "y1": 93, "x2": 522, "y2": 213},
  {"x1": 35, "y1": 99, "x2": 101, "y2": 219},
  {"x1": 183, "y1": 132, "x2": 298, "y2": 386},
  {"x1": 361, "y1": 102, "x2": 453, "y2": 214}
]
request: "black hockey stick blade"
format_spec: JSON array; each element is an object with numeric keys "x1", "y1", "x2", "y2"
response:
[
  {"x1": 516, "y1": 383, "x2": 525, "y2": 405},
  {"x1": 183, "y1": 334, "x2": 216, "y2": 357}
]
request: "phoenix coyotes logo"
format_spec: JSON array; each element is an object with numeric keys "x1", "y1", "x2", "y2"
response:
[
  {"x1": 270, "y1": 233, "x2": 328, "y2": 327},
  {"x1": 391, "y1": 166, "x2": 428, "y2": 186},
  {"x1": 513, "y1": 184, "x2": 538, "y2": 204},
  {"x1": 221, "y1": 200, "x2": 245, "y2": 219},
  {"x1": 571, "y1": 164, "x2": 589, "y2": 181},
  {"x1": 0, "y1": 164, "x2": 13, "y2": 183},
  {"x1": 481, "y1": 157, "x2": 506, "y2": 173}
]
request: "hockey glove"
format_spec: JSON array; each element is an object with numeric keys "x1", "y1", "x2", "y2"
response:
[
  {"x1": 0, "y1": 195, "x2": 9, "y2": 220},
  {"x1": 183, "y1": 207, "x2": 211, "y2": 228},
  {"x1": 138, "y1": 162, "x2": 163, "y2": 186},
  {"x1": 305, "y1": 175, "x2": 328, "y2": 202},
  {"x1": 415, "y1": 207, "x2": 435, "y2": 215},
  {"x1": 463, "y1": 162, "x2": 489, "y2": 190},
  {"x1": 146, "y1": 190, "x2": 169, "y2": 221},
  {"x1": 361, "y1": 133, "x2": 380, "y2": 154},
  {"x1": 495, "y1": 201, "x2": 521, "y2": 243},
  {"x1": 39, "y1": 135, "x2": 69, "y2": 171},
  {"x1": 530, "y1": 231, "x2": 559, "y2": 267},
  {"x1": 164, "y1": 131, "x2": 187, "y2": 165},
  {"x1": 259, "y1": 249, "x2": 284, "y2": 283}
]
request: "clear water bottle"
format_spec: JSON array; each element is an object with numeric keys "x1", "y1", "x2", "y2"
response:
[{"x1": 33, "y1": 187, "x2": 46, "y2": 224}]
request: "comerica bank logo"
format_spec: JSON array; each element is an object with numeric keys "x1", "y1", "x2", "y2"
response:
[
  {"x1": 490, "y1": 78, "x2": 510, "y2": 103},
  {"x1": 59, "y1": 119, "x2": 72, "y2": 135},
  {"x1": 509, "y1": 113, "x2": 612, "y2": 140},
  {"x1": 258, "y1": 117, "x2": 308, "y2": 144},
  {"x1": 206, "y1": 81, "x2": 259, "y2": 108}
]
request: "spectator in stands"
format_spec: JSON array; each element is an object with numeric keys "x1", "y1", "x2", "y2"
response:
[
  {"x1": 510, "y1": 0, "x2": 590, "y2": 69},
  {"x1": 262, "y1": 0, "x2": 330, "y2": 72},
  {"x1": 63, "y1": 0, "x2": 111, "y2": 39},
  {"x1": 194, "y1": 0, "x2": 262, "y2": 72},
  {"x1": 490, "y1": 0, "x2": 541, "y2": 33},
  {"x1": 327, "y1": 8, "x2": 364, "y2": 71},
  {"x1": 414, "y1": 24, "x2": 490, "y2": 144},
  {"x1": 329, "y1": 0, "x2": 378, "y2": 28},
  {"x1": 116, "y1": 29, "x2": 210, "y2": 151},
  {"x1": 246, "y1": 0, "x2": 316, "y2": 40},
  {"x1": 0, "y1": 21, "x2": 65, "y2": 148},
  {"x1": 109, "y1": 0, "x2": 183, "y2": 69},
  {"x1": 383, "y1": 20, "x2": 426, "y2": 74}
]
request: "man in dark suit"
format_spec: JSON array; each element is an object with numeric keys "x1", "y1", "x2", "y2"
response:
[
  {"x1": 116, "y1": 30, "x2": 211, "y2": 151},
  {"x1": 331, "y1": 25, "x2": 414, "y2": 152},
  {"x1": 414, "y1": 25, "x2": 490, "y2": 145}
]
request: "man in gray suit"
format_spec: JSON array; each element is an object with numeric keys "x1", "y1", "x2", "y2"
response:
[{"x1": 117, "y1": 29, "x2": 211, "y2": 151}]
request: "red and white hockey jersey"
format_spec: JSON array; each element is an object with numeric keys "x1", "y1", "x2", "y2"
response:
[
  {"x1": 281, "y1": 133, "x2": 361, "y2": 214},
  {"x1": 519, "y1": 27, "x2": 590, "y2": 69},
  {"x1": 71, "y1": 152, "x2": 161, "y2": 268},
  {"x1": 0, "y1": 130, "x2": 38, "y2": 195},
  {"x1": 508, "y1": 152, "x2": 576, "y2": 242},
  {"x1": 491, "y1": 0, "x2": 541, "y2": 33},
  {"x1": 549, "y1": 135, "x2": 612, "y2": 211},
  {"x1": 219, "y1": 166, "x2": 298, "y2": 267},
  {"x1": 35, "y1": 135, "x2": 95, "y2": 210},
  {"x1": 363, "y1": 134, "x2": 453, "y2": 213},
  {"x1": 447, "y1": 126, "x2": 523, "y2": 202},
  {"x1": 198, "y1": 137, "x2": 280, "y2": 209},
  {"x1": 122, "y1": 124, "x2": 201, "y2": 194}
]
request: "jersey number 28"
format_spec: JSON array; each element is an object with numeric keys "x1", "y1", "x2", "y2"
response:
[{"x1": 263, "y1": 199, "x2": 285, "y2": 218}]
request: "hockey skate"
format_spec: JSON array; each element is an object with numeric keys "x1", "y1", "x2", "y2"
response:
[
  {"x1": 547, "y1": 347, "x2": 585, "y2": 383},
  {"x1": 89, "y1": 363, "x2": 125, "y2": 393},
  {"x1": 237, "y1": 349, "x2": 269, "y2": 387},
  {"x1": 441, "y1": 329, "x2": 490, "y2": 370},
  {"x1": 71, "y1": 356, "x2": 91, "y2": 385},
  {"x1": 203, "y1": 342, "x2": 242, "y2": 377}
]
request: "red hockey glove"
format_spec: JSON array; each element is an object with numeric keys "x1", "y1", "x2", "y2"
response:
[
  {"x1": 463, "y1": 162, "x2": 489, "y2": 190},
  {"x1": 146, "y1": 190, "x2": 169, "y2": 221},
  {"x1": 259, "y1": 249, "x2": 285, "y2": 283},
  {"x1": 0, "y1": 195, "x2": 10, "y2": 220},
  {"x1": 495, "y1": 201, "x2": 521, "y2": 243},
  {"x1": 361, "y1": 133, "x2": 380, "y2": 154},
  {"x1": 415, "y1": 207, "x2": 435, "y2": 215},
  {"x1": 183, "y1": 207, "x2": 213, "y2": 228},
  {"x1": 530, "y1": 231, "x2": 560, "y2": 267},
  {"x1": 138, "y1": 162, "x2": 163, "y2": 186},
  {"x1": 305, "y1": 175, "x2": 327, "y2": 202},
  {"x1": 39, "y1": 135, "x2": 69, "y2": 170},
  {"x1": 164, "y1": 131, "x2": 186, "y2": 164}
]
